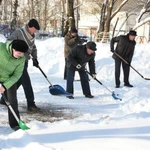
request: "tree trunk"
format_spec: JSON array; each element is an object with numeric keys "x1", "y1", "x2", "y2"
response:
[
  {"x1": 112, "y1": 17, "x2": 119, "y2": 37},
  {"x1": 64, "y1": 0, "x2": 75, "y2": 36},
  {"x1": 102, "y1": 0, "x2": 113, "y2": 43},
  {"x1": 0, "y1": 0, "x2": 2, "y2": 23},
  {"x1": 10, "y1": 0, "x2": 18, "y2": 32},
  {"x1": 101, "y1": 0, "x2": 128, "y2": 43},
  {"x1": 96, "y1": 1, "x2": 108, "y2": 42},
  {"x1": 61, "y1": 0, "x2": 65, "y2": 37}
]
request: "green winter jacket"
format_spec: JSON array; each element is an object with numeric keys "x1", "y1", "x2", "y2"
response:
[{"x1": 0, "y1": 41, "x2": 25, "y2": 89}]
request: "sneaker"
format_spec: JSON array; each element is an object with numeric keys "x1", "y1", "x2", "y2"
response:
[
  {"x1": 27, "y1": 104, "x2": 41, "y2": 111},
  {"x1": 124, "y1": 83, "x2": 133, "y2": 87},
  {"x1": 12, "y1": 126, "x2": 20, "y2": 131},
  {"x1": 85, "y1": 95, "x2": 94, "y2": 98},
  {"x1": 66, "y1": 96, "x2": 74, "y2": 99}
]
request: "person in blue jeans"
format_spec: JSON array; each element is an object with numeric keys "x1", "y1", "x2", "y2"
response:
[{"x1": 66, "y1": 41, "x2": 97, "y2": 99}]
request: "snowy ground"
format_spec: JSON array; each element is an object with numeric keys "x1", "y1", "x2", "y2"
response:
[{"x1": 0, "y1": 35, "x2": 150, "y2": 150}]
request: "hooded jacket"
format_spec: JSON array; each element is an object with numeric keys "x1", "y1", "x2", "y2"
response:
[
  {"x1": 67, "y1": 44, "x2": 96, "y2": 74},
  {"x1": 0, "y1": 41, "x2": 25, "y2": 89},
  {"x1": 64, "y1": 32, "x2": 83, "y2": 58}
]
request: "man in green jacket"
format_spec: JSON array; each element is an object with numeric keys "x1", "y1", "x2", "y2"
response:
[{"x1": 0, "y1": 39, "x2": 28, "y2": 131}]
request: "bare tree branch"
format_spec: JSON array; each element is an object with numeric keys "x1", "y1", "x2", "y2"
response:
[
  {"x1": 74, "y1": 1, "x2": 83, "y2": 10},
  {"x1": 136, "y1": 0, "x2": 150, "y2": 23},
  {"x1": 111, "y1": 0, "x2": 128, "y2": 20},
  {"x1": 133, "y1": 17, "x2": 150, "y2": 30}
]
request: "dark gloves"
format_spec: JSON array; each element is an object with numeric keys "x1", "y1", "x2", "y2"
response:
[
  {"x1": 84, "y1": 39, "x2": 87, "y2": 42},
  {"x1": 111, "y1": 49, "x2": 114, "y2": 53},
  {"x1": 32, "y1": 58, "x2": 39, "y2": 68}
]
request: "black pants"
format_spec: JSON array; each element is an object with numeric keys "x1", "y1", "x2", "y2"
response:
[
  {"x1": 115, "y1": 58, "x2": 130, "y2": 86},
  {"x1": 17, "y1": 61, "x2": 35, "y2": 107},
  {"x1": 66, "y1": 68, "x2": 91, "y2": 95},
  {"x1": 64, "y1": 58, "x2": 67, "y2": 79},
  {"x1": 3, "y1": 84, "x2": 20, "y2": 129}
]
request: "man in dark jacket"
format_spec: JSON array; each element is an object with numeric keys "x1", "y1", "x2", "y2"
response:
[
  {"x1": 66, "y1": 41, "x2": 97, "y2": 99},
  {"x1": 64, "y1": 28, "x2": 86, "y2": 80},
  {"x1": 8, "y1": 19, "x2": 40, "y2": 111},
  {"x1": 110, "y1": 30, "x2": 137, "y2": 88}
]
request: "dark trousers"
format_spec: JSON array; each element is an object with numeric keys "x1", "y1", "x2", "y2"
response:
[
  {"x1": 64, "y1": 58, "x2": 67, "y2": 79},
  {"x1": 3, "y1": 84, "x2": 20, "y2": 128},
  {"x1": 17, "y1": 61, "x2": 35, "y2": 107},
  {"x1": 66, "y1": 68, "x2": 91, "y2": 95},
  {"x1": 115, "y1": 58, "x2": 130, "y2": 86}
]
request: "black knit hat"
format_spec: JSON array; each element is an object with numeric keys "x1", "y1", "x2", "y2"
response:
[
  {"x1": 11, "y1": 40, "x2": 28, "y2": 53},
  {"x1": 129, "y1": 30, "x2": 137, "y2": 36},
  {"x1": 28, "y1": 19, "x2": 40, "y2": 30},
  {"x1": 86, "y1": 41, "x2": 97, "y2": 51},
  {"x1": 70, "y1": 28, "x2": 78, "y2": 33}
]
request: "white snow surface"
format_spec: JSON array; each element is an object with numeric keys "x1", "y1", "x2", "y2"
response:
[{"x1": 0, "y1": 34, "x2": 150, "y2": 150}]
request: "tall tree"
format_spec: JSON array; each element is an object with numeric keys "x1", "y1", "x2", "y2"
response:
[
  {"x1": 61, "y1": 0, "x2": 66, "y2": 36},
  {"x1": 64, "y1": 0, "x2": 75, "y2": 36},
  {"x1": 10, "y1": 0, "x2": 18, "y2": 32},
  {"x1": 97, "y1": 0, "x2": 128, "y2": 42}
]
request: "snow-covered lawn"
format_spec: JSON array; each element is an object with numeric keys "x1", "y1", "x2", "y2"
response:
[{"x1": 0, "y1": 36, "x2": 150, "y2": 150}]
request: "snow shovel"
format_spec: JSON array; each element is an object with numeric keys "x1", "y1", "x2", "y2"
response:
[
  {"x1": 85, "y1": 70, "x2": 122, "y2": 101},
  {"x1": 114, "y1": 52, "x2": 150, "y2": 80},
  {"x1": 37, "y1": 66, "x2": 72, "y2": 96},
  {"x1": 2, "y1": 94, "x2": 30, "y2": 130}
]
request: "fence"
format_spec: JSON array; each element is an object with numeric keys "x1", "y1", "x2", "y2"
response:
[
  {"x1": 135, "y1": 36, "x2": 148, "y2": 43},
  {"x1": 95, "y1": 32, "x2": 112, "y2": 43}
]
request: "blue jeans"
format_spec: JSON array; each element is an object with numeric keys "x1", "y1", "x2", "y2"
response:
[
  {"x1": 66, "y1": 68, "x2": 91, "y2": 95},
  {"x1": 17, "y1": 61, "x2": 35, "y2": 107}
]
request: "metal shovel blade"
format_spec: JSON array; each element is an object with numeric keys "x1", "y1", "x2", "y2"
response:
[
  {"x1": 49, "y1": 85, "x2": 72, "y2": 96},
  {"x1": 19, "y1": 120, "x2": 30, "y2": 130}
]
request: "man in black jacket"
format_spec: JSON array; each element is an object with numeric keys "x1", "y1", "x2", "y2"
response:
[
  {"x1": 66, "y1": 41, "x2": 97, "y2": 99},
  {"x1": 110, "y1": 30, "x2": 137, "y2": 88}
]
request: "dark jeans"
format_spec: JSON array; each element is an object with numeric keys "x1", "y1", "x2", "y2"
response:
[
  {"x1": 17, "y1": 61, "x2": 35, "y2": 107},
  {"x1": 66, "y1": 68, "x2": 91, "y2": 95},
  {"x1": 2, "y1": 84, "x2": 20, "y2": 128},
  {"x1": 115, "y1": 58, "x2": 130, "y2": 86},
  {"x1": 64, "y1": 58, "x2": 67, "y2": 79}
]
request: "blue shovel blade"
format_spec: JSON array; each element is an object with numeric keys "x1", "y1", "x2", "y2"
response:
[
  {"x1": 112, "y1": 91, "x2": 122, "y2": 101},
  {"x1": 49, "y1": 85, "x2": 72, "y2": 96}
]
